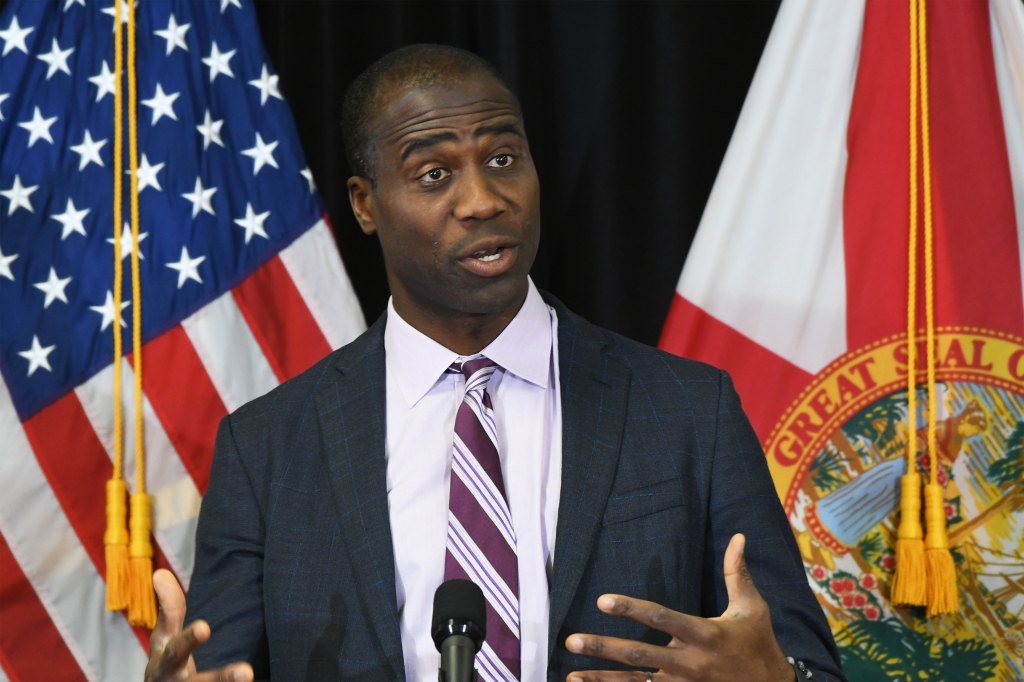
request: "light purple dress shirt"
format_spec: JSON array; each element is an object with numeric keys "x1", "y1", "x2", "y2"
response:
[{"x1": 383, "y1": 279, "x2": 563, "y2": 681}]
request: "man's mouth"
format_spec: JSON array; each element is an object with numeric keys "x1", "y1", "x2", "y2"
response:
[
  {"x1": 457, "y1": 242, "x2": 517, "y2": 277},
  {"x1": 471, "y1": 247, "x2": 503, "y2": 262}
]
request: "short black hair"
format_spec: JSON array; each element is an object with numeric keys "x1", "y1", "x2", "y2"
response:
[{"x1": 341, "y1": 44, "x2": 518, "y2": 182}]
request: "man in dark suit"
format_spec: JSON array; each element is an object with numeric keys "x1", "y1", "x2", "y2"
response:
[{"x1": 145, "y1": 45, "x2": 843, "y2": 682}]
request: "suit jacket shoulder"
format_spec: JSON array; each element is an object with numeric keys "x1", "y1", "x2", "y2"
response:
[{"x1": 189, "y1": 313, "x2": 405, "y2": 680}]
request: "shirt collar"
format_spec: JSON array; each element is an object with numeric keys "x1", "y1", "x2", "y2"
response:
[{"x1": 384, "y1": 278, "x2": 553, "y2": 408}]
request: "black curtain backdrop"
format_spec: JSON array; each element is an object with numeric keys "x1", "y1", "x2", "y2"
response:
[{"x1": 254, "y1": 0, "x2": 780, "y2": 346}]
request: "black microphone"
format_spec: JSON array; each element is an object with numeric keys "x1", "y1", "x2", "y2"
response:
[{"x1": 432, "y1": 579, "x2": 486, "y2": 682}]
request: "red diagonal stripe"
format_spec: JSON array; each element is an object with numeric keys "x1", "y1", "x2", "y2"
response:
[
  {"x1": 841, "y1": 0, "x2": 910, "y2": 348},
  {"x1": 134, "y1": 326, "x2": 227, "y2": 494},
  {"x1": 927, "y1": 0, "x2": 1022, "y2": 334},
  {"x1": 232, "y1": 255, "x2": 332, "y2": 382},
  {"x1": 659, "y1": 293, "x2": 814, "y2": 442},
  {"x1": 844, "y1": 0, "x2": 1023, "y2": 348},
  {"x1": 0, "y1": 531, "x2": 86, "y2": 681}
]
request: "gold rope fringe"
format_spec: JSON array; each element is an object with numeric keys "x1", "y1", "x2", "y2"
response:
[
  {"x1": 924, "y1": 484, "x2": 958, "y2": 615},
  {"x1": 127, "y1": 493, "x2": 156, "y2": 628},
  {"x1": 892, "y1": 473, "x2": 927, "y2": 605},
  {"x1": 104, "y1": 480, "x2": 130, "y2": 610}
]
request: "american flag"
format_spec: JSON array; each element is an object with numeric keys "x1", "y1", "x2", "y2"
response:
[{"x1": 0, "y1": 1, "x2": 365, "y2": 678}]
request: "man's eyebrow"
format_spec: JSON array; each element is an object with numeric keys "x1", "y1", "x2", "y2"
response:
[
  {"x1": 400, "y1": 132, "x2": 458, "y2": 161},
  {"x1": 472, "y1": 122, "x2": 524, "y2": 140},
  {"x1": 399, "y1": 123, "x2": 524, "y2": 162}
]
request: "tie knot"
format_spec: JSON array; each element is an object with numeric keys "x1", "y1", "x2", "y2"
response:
[{"x1": 449, "y1": 357, "x2": 498, "y2": 390}]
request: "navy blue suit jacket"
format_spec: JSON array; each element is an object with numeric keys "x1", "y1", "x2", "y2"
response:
[{"x1": 188, "y1": 295, "x2": 844, "y2": 680}]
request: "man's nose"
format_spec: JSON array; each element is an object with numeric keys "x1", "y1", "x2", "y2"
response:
[{"x1": 452, "y1": 168, "x2": 504, "y2": 221}]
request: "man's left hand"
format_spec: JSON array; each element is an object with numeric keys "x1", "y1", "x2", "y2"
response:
[{"x1": 564, "y1": 533, "x2": 796, "y2": 682}]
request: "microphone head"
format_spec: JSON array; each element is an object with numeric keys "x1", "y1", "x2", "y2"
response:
[{"x1": 431, "y1": 579, "x2": 486, "y2": 652}]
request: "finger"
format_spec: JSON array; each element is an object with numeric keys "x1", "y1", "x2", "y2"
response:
[
  {"x1": 153, "y1": 568, "x2": 187, "y2": 635},
  {"x1": 193, "y1": 663, "x2": 254, "y2": 682},
  {"x1": 565, "y1": 632, "x2": 685, "y2": 672},
  {"x1": 152, "y1": 621, "x2": 211, "y2": 672},
  {"x1": 592, "y1": 594, "x2": 712, "y2": 646},
  {"x1": 149, "y1": 568, "x2": 192, "y2": 659},
  {"x1": 722, "y1": 533, "x2": 762, "y2": 612},
  {"x1": 567, "y1": 671, "x2": 655, "y2": 682}
]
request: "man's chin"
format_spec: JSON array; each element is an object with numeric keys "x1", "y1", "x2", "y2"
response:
[{"x1": 450, "y1": 278, "x2": 530, "y2": 319}]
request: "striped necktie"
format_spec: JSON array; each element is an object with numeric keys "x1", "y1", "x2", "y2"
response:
[{"x1": 444, "y1": 357, "x2": 520, "y2": 680}]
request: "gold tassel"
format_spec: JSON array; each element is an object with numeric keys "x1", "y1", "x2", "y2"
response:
[
  {"x1": 104, "y1": 479, "x2": 130, "y2": 611},
  {"x1": 127, "y1": 492, "x2": 156, "y2": 628},
  {"x1": 924, "y1": 483, "x2": 958, "y2": 616},
  {"x1": 891, "y1": 472, "x2": 927, "y2": 606}
]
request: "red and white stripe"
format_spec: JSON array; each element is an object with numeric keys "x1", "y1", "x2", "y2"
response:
[
  {"x1": 660, "y1": 0, "x2": 1024, "y2": 442},
  {"x1": 0, "y1": 219, "x2": 364, "y2": 681}
]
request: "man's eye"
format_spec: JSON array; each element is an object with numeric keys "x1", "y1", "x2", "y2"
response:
[
  {"x1": 421, "y1": 167, "x2": 450, "y2": 183},
  {"x1": 488, "y1": 154, "x2": 514, "y2": 168}
]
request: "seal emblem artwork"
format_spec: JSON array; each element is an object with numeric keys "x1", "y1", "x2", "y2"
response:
[{"x1": 767, "y1": 330, "x2": 1024, "y2": 680}]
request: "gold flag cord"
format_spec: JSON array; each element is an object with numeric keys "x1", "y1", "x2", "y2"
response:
[
  {"x1": 892, "y1": 0, "x2": 927, "y2": 609},
  {"x1": 916, "y1": 0, "x2": 957, "y2": 617},
  {"x1": 103, "y1": 0, "x2": 156, "y2": 627},
  {"x1": 125, "y1": 0, "x2": 156, "y2": 629},
  {"x1": 103, "y1": 0, "x2": 129, "y2": 613},
  {"x1": 892, "y1": 0, "x2": 958, "y2": 616}
]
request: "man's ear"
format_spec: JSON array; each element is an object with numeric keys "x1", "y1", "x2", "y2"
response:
[{"x1": 347, "y1": 176, "x2": 377, "y2": 236}]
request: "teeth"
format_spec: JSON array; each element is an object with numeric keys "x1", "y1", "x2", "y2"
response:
[{"x1": 474, "y1": 248, "x2": 502, "y2": 262}]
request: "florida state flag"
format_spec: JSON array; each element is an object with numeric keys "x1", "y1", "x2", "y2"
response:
[{"x1": 660, "y1": 0, "x2": 1024, "y2": 678}]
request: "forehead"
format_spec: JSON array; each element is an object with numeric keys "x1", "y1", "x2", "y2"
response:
[{"x1": 370, "y1": 75, "x2": 524, "y2": 157}]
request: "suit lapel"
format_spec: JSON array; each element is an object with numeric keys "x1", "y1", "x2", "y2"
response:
[
  {"x1": 316, "y1": 315, "x2": 405, "y2": 679},
  {"x1": 545, "y1": 300, "x2": 631, "y2": 660}
]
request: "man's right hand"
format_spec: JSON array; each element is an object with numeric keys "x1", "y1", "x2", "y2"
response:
[{"x1": 144, "y1": 568, "x2": 254, "y2": 682}]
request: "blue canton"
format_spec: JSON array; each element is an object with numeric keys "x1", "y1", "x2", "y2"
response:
[{"x1": 0, "y1": 0, "x2": 321, "y2": 420}]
